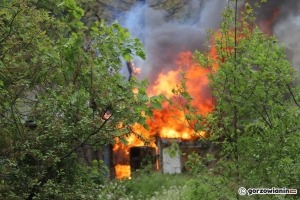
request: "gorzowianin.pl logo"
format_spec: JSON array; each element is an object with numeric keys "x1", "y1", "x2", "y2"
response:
[{"x1": 238, "y1": 187, "x2": 297, "y2": 196}]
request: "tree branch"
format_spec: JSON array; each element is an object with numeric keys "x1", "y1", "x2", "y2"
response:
[
  {"x1": 286, "y1": 83, "x2": 300, "y2": 109},
  {"x1": 60, "y1": 114, "x2": 111, "y2": 160},
  {"x1": 0, "y1": 7, "x2": 21, "y2": 44}
]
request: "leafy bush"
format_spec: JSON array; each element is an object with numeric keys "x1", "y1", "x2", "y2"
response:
[
  {"x1": 97, "y1": 181, "x2": 129, "y2": 200},
  {"x1": 180, "y1": 173, "x2": 236, "y2": 200},
  {"x1": 149, "y1": 185, "x2": 185, "y2": 200}
]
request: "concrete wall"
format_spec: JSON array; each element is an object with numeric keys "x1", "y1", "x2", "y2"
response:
[{"x1": 162, "y1": 147, "x2": 182, "y2": 174}]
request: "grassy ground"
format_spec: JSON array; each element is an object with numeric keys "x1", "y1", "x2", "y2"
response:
[
  {"x1": 121, "y1": 171, "x2": 193, "y2": 199},
  {"x1": 98, "y1": 170, "x2": 236, "y2": 200},
  {"x1": 97, "y1": 170, "x2": 195, "y2": 199},
  {"x1": 98, "y1": 170, "x2": 294, "y2": 200}
]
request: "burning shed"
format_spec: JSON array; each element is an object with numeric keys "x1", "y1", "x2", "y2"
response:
[
  {"x1": 111, "y1": 51, "x2": 215, "y2": 179},
  {"x1": 109, "y1": 0, "x2": 298, "y2": 179}
]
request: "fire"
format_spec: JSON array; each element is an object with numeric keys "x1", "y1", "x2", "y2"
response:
[
  {"x1": 146, "y1": 104, "x2": 201, "y2": 140},
  {"x1": 145, "y1": 50, "x2": 215, "y2": 140},
  {"x1": 114, "y1": 164, "x2": 131, "y2": 179},
  {"x1": 149, "y1": 69, "x2": 179, "y2": 98},
  {"x1": 148, "y1": 51, "x2": 214, "y2": 107},
  {"x1": 181, "y1": 51, "x2": 214, "y2": 114},
  {"x1": 113, "y1": 123, "x2": 157, "y2": 179},
  {"x1": 160, "y1": 128, "x2": 205, "y2": 140},
  {"x1": 149, "y1": 50, "x2": 214, "y2": 114},
  {"x1": 113, "y1": 37, "x2": 219, "y2": 179}
]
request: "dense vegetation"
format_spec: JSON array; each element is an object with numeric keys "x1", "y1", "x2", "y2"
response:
[
  {"x1": 1, "y1": 0, "x2": 299, "y2": 199},
  {"x1": 192, "y1": 1, "x2": 300, "y2": 199},
  {"x1": 0, "y1": 0, "x2": 150, "y2": 199}
]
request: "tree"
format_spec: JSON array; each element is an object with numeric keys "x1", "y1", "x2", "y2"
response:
[
  {"x1": 193, "y1": 0, "x2": 300, "y2": 198},
  {"x1": 0, "y1": 0, "x2": 149, "y2": 199}
]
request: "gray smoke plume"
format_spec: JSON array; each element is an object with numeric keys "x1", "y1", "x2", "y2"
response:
[
  {"x1": 120, "y1": 0, "x2": 300, "y2": 81},
  {"x1": 275, "y1": 15, "x2": 300, "y2": 71},
  {"x1": 120, "y1": 0, "x2": 226, "y2": 82},
  {"x1": 271, "y1": 1, "x2": 300, "y2": 71},
  {"x1": 251, "y1": 0, "x2": 300, "y2": 71}
]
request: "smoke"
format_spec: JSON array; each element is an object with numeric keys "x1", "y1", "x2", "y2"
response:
[
  {"x1": 119, "y1": 0, "x2": 300, "y2": 80},
  {"x1": 119, "y1": 0, "x2": 226, "y2": 82},
  {"x1": 274, "y1": 15, "x2": 300, "y2": 71},
  {"x1": 272, "y1": 2, "x2": 300, "y2": 71},
  {"x1": 253, "y1": 0, "x2": 300, "y2": 71}
]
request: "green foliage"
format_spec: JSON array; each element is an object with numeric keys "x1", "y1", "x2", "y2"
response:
[
  {"x1": 164, "y1": 142, "x2": 181, "y2": 158},
  {"x1": 193, "y1": 0, "x2": 300, "y2": 195},
  {"x1": 185, "y1": 152, "x2": 204, "y2": 175},
  {"x1": 181, "y1": 173, "x2": 236, "y2": 200},
  {"x1": 97, "y1": 181, "x2": 129, "y2": 200},
  {"x1": 120, "y1": 172, "x2": 191, "y2": 200},
  {"x1": 149, "y1": 185, "x2": 185, "y2": 200},
  {"x1": 88, "y1": 160, "x2": 109, "y2": 185},
  {"x1": 185, "y1": 152, "x2": 216, "y2": 175},
  {"x1": 0, "y1": 0, "x2": 150, "y2": 199},
  {"x1": 104, "y1": 171, "x2": 235, "y2": 200}
]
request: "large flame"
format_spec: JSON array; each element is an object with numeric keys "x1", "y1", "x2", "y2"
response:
[
  {"x1": 146, "y1": 50, "x2": 215, "y2": 141},
  {"x1": 113, "y1": 46, "x2": 218, "y2": 179}
]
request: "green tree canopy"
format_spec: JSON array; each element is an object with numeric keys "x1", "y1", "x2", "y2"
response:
[
  {"x1": 0, "y1": 0, "x2": 149, "y2": 199},
  {"x1": 193, "y1": 0, "x2": 300, "y2": 198}
]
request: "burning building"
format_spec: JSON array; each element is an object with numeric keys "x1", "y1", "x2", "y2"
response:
[{"x1": 107, "y1": 0, "x2": 300, "y2": 179}]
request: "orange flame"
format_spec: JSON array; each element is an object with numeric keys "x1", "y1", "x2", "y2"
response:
[
  {"x1": 145, "y1": 50, "x2": 215, "y2": 141},
  {"x1": 114, "y1": 40, "x2": 218, "y2": 179},
  {"x1": 113, "y1": 123, "x2": 158, "y2": 179},
  {"x1": 114, "y1": 164, "x2": 131, "y2": 179}
]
